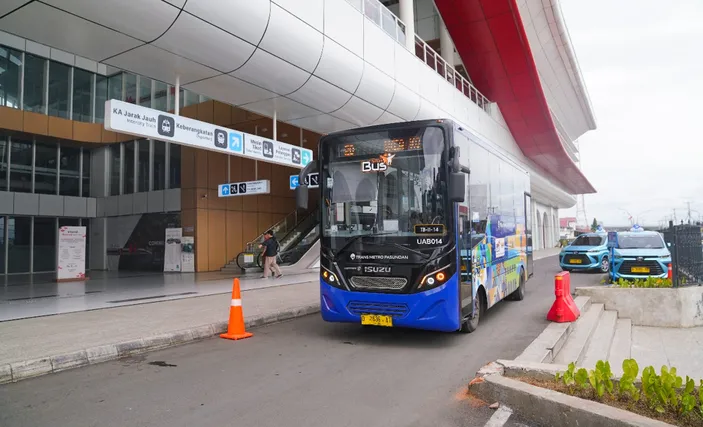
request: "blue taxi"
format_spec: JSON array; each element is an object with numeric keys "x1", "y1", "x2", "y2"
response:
[
  {"x1": 611, "y1": 229, "x2": 671, "y2": 280},
  {"x1": 559, "y1": 232, "x2": 610, "y2": 273}
]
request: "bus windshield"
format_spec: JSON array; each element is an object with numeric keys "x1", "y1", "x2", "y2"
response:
[{"x1": 320, "y1": 126, "x2": 449, "y2": 252}]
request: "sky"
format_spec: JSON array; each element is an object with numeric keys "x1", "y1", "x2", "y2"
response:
[{"x1": 558, "y1": 0, "x2": 703, "y2": 228}]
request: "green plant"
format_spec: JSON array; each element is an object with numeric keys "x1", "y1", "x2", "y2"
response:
[
  {"x1": 588, "y1": 360, "x2": 614, "y2": 399},
  {"x1": 618, "y1": 358, "x2": 640, "y2": 402},
  {"x1": 680, "y1": 376, "x2": 696, "y2": 416},
  {"x1": 612, "y1": 277, "x2": 673, "y2": 288},
  {"x1": 641, "y1": 365, "x2": 683, "y2": 413},
  {"x1": 575, "y1": 367, "x2": 589, "y2": 390},
  {"x1": 556, "y1": 362, "x2": 577, "y2": 391}
]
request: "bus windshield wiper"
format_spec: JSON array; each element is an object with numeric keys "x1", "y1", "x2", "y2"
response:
[{"x1": 334, "y1": 231, "x2": 395, "y2": 261}]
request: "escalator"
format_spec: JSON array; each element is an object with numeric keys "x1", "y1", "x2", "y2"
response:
[{"x1": 227, "y1": 207, "x2": 320, "y2": 273}]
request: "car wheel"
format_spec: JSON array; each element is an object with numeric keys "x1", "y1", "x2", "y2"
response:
[
  {"x1": 599, "y1": 257, "x2": 610, "y2": 273},
  {"x1": 460, "y1": 291, "x2": 485, "y2": 333},
  {"x1": 512, "y1": 270, "x2": 526, "y2": 301}
]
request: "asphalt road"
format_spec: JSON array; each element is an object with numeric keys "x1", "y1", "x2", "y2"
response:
[{"x1": 0, "y1": 257, "x2": 604, "y2": 427}]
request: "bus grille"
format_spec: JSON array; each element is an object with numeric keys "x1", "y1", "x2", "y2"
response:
[
  {"x1": 347, "y1": 301, "x2": 409, "y2": 318},
  {"x1": 350, "y1": 276, "x2": 408, "y2": 291},
  {"x1": 620, "y1": 260, "x2": 664, "y2": 275}
]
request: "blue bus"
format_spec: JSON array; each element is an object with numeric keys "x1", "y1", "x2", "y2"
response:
[{"x1": 296, "y1": 119, "x2": 532, "y2": 333}]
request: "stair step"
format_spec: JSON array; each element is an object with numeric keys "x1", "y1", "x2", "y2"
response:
[
  {"x1": 608, "y1": 318, "x2": 632, "y2": 376},
  {"x1": 580, "y1": 310, "x2": 618, "y2": 370},
  {"x1": 574, "y1": 295, "x2": 592, "y2": 314},
  {"x1": 553, "y1": 303, "x2": 604, "y2": 366}
]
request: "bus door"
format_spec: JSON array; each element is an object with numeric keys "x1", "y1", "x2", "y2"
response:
[{"x1": 524, "y1": 192, "x2": 533, "y2": 278}]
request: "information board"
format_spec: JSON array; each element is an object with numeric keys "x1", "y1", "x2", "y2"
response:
[
  {"x1": 164, "y1": 228, "x2": 182, "y2": 272},
  {"x1": 289, "y1": 172, "x2": 319, "y2": 190},
  {"x1": 105, "y1": 100, "x2": 313, "y2": 169},
  {"x1": 56, "y1": 226, "x2": 87, "y2": 282},
  {"x1": 181, "y1": 236, "x2": 195, "y2": 273},
  {"x1": 218, "y1": 180, "x2": 270, "y2": 197}
]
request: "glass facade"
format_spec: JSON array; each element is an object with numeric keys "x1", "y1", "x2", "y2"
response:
[
  {"x1": 108, "y1": 139, "x2": 181, "y2": 195},
  {"x1": 48, "y1": 61, "x2": 71, "y2": 118},
  {"x1": 2, "y1": 43, "x2": 208, "y2": 123},
  {"x1": 124, "y1": 141, "x2": 135, "y2": 194},
  {"x1": 23, "y1": 53, "x2": 46, "y2": 113},
  {"x1": 72, "y1": 68, "x2": 93, "y2": 122},
  {"x1": 138, "y1": 139, "x2": 149, "y2": 192},
  {"x1": 0, "y1": 131, "x2": 91, "y2": 195},
  {"x1": 33, "y1": 217, "x2": 56, "y2": 272},
  {"x1": 153, "y1": 140, "x2": 166, "y2": 191},
  {"x1": 0, "y1": 45, "x2": 22, "y2": 108},
  {"x1": 169, "y1": 143, "x2": 181, "y2": 189},
  {"x1": 7, "y1": 216, "x2": 31, "y2": 273},
  {"x1": 110, "y1": 143, "x2": 121, "y2": 196}
]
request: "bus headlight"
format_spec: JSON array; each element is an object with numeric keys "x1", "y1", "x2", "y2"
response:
[
  {"x1": 420, "y1": 265, "x2": 451, "y2": 289},
  {"x1": 321, "y1": 266, "x2": 341, "y2": 287}
]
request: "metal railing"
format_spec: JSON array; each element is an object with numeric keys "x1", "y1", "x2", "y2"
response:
[
  {"x1": 662, "y1": 224, "x2": 703, "y2": 287},
  {"x1": 345, "y1": 0, "x2": 492, "y2": 114}
]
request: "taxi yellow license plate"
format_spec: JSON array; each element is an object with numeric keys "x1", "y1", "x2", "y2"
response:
[
  {"x1": 361, "y1": 314, "x2": 393, "y2": 327},
  {"x1": 569, "y1": 259, "x2": 582, "y2": 264},
  {"x1": 632, "y1": 266, "x2": 650, "y2": 273}
]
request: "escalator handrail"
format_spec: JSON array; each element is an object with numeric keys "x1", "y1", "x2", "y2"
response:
[{"x1": 277, "y1": 207, "x2": 319, "y2": 249}]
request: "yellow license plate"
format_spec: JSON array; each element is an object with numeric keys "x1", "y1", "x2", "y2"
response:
[
  {"x1": 569, "y1": 259, "x2": 582, "y2": 264},
  {"x1": 631, "y1": 267, "x2": 650, "y2": 273},
  {"x1": 361, "y1": 314, "x2": 393, "y2": 327}
]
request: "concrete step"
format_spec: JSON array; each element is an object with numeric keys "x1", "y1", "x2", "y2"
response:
[
  {"x1": 553, "y1": 303, "x2": 604, "y2": 366},
  {"x1": 574, "y1": 295, "x2": 592, "y2": 314},
  {"x1": 514, "y1": 296, "x2": 594, "y2": 364},
  {"x1": 608, "y1": 318, "x2": 632, "y2": 376},
  {"x1": 580, "y1": 310, "x2": 618, "y2": 370}
]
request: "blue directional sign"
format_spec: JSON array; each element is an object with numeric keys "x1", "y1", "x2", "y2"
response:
[
  {"x1": 218, "y1": 180, "x2": 270, "y2": 197},
  {"x1": 289, "y1": 175, "x2": 299, "y2": 190},
  {"x1": 301, "y1": 150, "x2": 312, "y2": 166},
  {"x1": 229, "y1": 132, "x2": 243, "y2": 153},
  {"x1": 289, "y1": 173, "x2": 319, "y2": 190}
]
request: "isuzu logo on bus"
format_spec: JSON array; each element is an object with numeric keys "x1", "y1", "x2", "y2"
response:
[
  {"x1": 363, "y1": 266, "x2": 391, "y2": 274},
  {"x1": 361, "y1": 153, "x2": 395, "y2": 173}
]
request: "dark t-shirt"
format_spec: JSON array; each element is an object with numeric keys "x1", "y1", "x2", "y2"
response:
[{"x1": 262, "y1": 238, "x2": 279, "y2": 257}]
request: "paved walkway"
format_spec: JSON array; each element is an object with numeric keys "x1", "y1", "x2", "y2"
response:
[
  {"x1": 0, "y1": 281, "x2": 319, "y2": 373},
  {"x1": 631, "y1": 326, "x2": 703, "y2": 380}
]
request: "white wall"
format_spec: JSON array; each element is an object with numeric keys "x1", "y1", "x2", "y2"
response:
[{"x1": 533, "y1": 201, "x2": 560, "y2": 250}]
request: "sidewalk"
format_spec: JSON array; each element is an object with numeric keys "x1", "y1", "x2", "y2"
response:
[
  {"x1": 534, "y1": 247, "x2": 561, "y2": 260},
  {"x1": 0, "y1": 281, "x2": 320, "y2": 383}
]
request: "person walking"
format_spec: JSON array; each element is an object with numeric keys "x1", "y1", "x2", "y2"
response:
[{"x1": 259, "y1": 230, "x2": 282, "y2": 279}]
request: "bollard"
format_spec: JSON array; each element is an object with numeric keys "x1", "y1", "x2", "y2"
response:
[{"x1": 546, "y1": 272, "x2": 580, "y2": 323}]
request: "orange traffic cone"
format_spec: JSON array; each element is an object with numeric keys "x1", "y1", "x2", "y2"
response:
[{"x1": 220, "y1": 278, "x2": 253, "y2": 340}]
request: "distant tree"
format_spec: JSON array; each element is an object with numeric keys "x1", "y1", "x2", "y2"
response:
[{"x1": 591, "y1": 218, "x2": 598, "y2": 232}]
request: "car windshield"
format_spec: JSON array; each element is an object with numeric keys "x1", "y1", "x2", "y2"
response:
[
  {"x1": 618, "y1": 234, "x2": 665, "y2": 249},
  {"x1": 320, "y1": 126, "x2": 448, "y2": 252},
  {"x1": 572, "y1": 235, "x2": 605, "y2": 246}
]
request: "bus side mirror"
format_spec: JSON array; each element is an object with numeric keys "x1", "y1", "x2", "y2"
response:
[
  {"x1": 449, "y1": 172, "x2": 465, "y2": 203},
  {"x1": 296, "y1": 185, "x2": 308, "y2": 209}
]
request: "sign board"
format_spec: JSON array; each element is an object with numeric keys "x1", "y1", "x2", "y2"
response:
[
  {"x1": 181, "y1": 236, "x2": 195, "y2": 273},
  {"x1": 218, "y1": 180, "x2": 270, "y2": 197},
  {"x1": 289, "y1": 172, "x2": 320, "y2": 190},
  {"x1": 607, "y1": 231, "x2": 618, "y2": 249},
  {"x1": 164, "y1": 228, "x2": 182, "y2": 272},
  {"x1": 57, "y1": 226, "x2": 86, "y2": 282},
  {"x1": 104, "y1": 99, "x2": 313, "y2": 169}
]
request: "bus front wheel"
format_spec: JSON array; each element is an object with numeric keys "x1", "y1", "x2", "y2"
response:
[{"x1": 460, "y1": 291, "x2": 485, "y2": 333}]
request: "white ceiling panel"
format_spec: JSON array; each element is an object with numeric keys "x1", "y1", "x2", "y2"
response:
[
  {"x1": 288, "y1": 76, "x2": 351, "y2": 113},
  {"x1": 386, "y1": 83, "x2": 420, "y2": 120},
  {"x1": 259, "y1": 4, "x2": 323, "y2": 73},
  {"x1": 154, "y1": 12, "x2": 255, "y2": 73},
  {"x1": 313, "y1": 37, "x2": 363, "y2": 94},
  {"x1": 273, "y1": 0, "x2": 323, "y2": 32},
  {"x1": 324, "y1": 0, "x2": 363, "y2": 57},
  {"x1": 363, "y1": 19, "x2": 395, "y2": 79},
  {"x1": 372, "y1": 111, "x2": 403, "y2": 126},
  {"x1": 105, "y1": 44, "x2": 219, "y2": 85},
  {"x1": 231, "y1": 49, "x2": 310, "y2": 95},
  {"x1": 185, "y1": 0, "x2": 270, "y2": 46},
  {"x1": 354, "y1": 64, "x2": 395, "y2": 110},
  {"x1": 394, "y1": 44, "x2": 421, "y2": 93},
  {"x1": 42, "y1": 0, "x2": 179, "y2": 42},
  {"x1": 240, "y1": 97, "x2": 320, "y2": 121},
  {"x1": 330, "y1": 96, "x2": 383, "y2": 127},
  {"x1": 289, "y1": 114, "x2": 355, "y2": 134},
  {"x1": 413, "y1": 98, "x2": 442, "y2": 121},
  {"x1": 184, "y1": 75, "x2": 276, "y2": 106},
  {"x1": 0, "y1": 2, "x2": 141, "y2": 62},
  {"x1": 0, "y1": 0, "x2": 28, "y2": 17}
]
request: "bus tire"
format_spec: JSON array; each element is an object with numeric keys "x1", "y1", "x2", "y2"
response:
[
  {"x1": 460, "y1": 290, "x2": 485, "y2": 333},
  {"x1": 511, "y1": 269, "x2": 526, "y2": 301}
]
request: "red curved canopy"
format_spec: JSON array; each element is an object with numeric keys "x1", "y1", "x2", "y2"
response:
[{"x1": 434, "y1": 0, "x2": 595, "y2": 194}]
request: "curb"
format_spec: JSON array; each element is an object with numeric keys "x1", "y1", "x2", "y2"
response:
[
  {"x1": 0, "y1": 303, "x2": 320, "y2": 385},
  {"x1": 469, "y1": 360, "x2": 674, "y2": 427}
]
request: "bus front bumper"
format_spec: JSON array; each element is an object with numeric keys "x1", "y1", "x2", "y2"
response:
[{"x1": 319, "y1": 275, "x2": 461, "y2": 332}]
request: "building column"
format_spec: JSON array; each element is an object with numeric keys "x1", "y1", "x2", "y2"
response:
[
  {"x1": 399, "y1": 0, "x2": 415, "y2": 51},
  {"x1": 438, "y1": 15, "x2": 454, "y2": 65}
]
